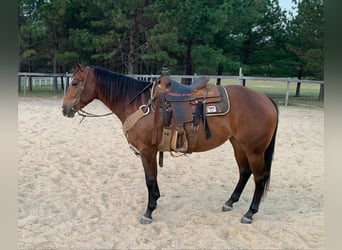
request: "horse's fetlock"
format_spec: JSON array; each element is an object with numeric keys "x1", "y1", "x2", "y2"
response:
[{"x1": 250, "y1": 206, "x2": 258, "y2": 214}]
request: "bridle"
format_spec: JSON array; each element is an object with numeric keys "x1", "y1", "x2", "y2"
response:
[
  {"x1": 72, "y1": 66, "x2": 89, "y2": 110},
  {"x1": 71, "y1": 66, "x2": 113, "y2": 123}
]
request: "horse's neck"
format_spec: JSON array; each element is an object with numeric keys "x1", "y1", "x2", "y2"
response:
[{"x1": 97, "y1": 93, "x2": 140, "y2": 124}]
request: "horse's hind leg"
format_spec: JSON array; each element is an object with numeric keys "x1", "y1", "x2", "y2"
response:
[
  {"x1": 240, "y1": 153, "x2": 269, "y2": 224},
  {"x1": 223, "y1": 138, "x2": 251, "y2": 212}
]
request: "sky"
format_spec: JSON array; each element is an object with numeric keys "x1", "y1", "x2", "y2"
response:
[{"x1": 279, "y1": 0, "x2": 295, "y2": 12}]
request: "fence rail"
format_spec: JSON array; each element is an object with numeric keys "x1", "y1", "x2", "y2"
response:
[{"x1": 18, "y1": 72, "x2": 324, "y2": 107}]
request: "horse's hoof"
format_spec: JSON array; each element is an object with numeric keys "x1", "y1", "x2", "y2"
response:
[
  {"x1": 140, "y1": 215, "x2": 153, "y2": 225},
  {"x1": 241, "y1": 216, "x2": 253, "y2": 224},
  {"x1": 222, "y1": 204, "x2": 233, "y2": 212}
]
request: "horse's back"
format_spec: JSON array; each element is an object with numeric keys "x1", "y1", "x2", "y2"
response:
[{"x1": 226, "y1": 85, "x2": 277, "y2": 120}]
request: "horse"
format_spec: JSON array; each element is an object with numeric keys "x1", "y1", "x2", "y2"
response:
[{"x1": 62, "y1": 64, "x2": 278, "y2": 224}]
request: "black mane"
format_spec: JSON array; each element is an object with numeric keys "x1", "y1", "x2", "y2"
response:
[{"x1": 93, "y1": 66, "x2": 152, "y2": 104}]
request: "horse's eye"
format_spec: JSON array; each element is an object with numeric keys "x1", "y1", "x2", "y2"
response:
[{"x1": 71, "y1": 82, "x2": 78, "y2": 87}]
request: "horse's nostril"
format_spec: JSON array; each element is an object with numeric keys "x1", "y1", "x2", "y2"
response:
[{"x1": 62, "y1": 105, "x2": 75, "y2": 118}]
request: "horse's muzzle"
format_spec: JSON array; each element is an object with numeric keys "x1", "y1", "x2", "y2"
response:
[{"x1": 62, "y1": 104, "x2": 76, "y2": 118}]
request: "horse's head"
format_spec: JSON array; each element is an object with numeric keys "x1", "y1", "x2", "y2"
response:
[{"x1": 62, "y1": 64, "x2": 97, "y2": 118}]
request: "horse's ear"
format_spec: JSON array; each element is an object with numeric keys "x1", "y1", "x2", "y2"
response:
[{"x1": 76, "y1": 63, "x2": 84, "y2": 72}]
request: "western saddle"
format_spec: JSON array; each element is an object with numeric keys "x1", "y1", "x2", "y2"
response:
[{"x1": 153, "y1": 74, "x2": 229, "y2": 154}]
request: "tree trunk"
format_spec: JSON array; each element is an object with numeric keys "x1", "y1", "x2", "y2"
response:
[
  {"x1": 60, "y1": 76, "x2": 64, "y2": 91},
  {"x1": 295, "y1": 67, "x2": 303, "y2": 97},
  {"x1": 127, "y1": 20, "x2": 136, "y2": 74},
  {"x1": 216, "y1": 63, "x2": 223, "y2": 85},
  {"x1": 127, "y1": 27, "x2": 134, "y2": 74},
  {"x1": 181, "y1": 40, "x2": 193, "y2": 85},
  {"x1": 53, "y1": 51, "x2": 58, "y2": 94},
  {"x1": 295, "y1": 81, "x2": 301, "y2": 97},
  {"x1": 29, "y1": 76, "x2": 33, "y2": 92},
  {"x1": 127, "y1": 59, "x2": 134, "y2": 75}
]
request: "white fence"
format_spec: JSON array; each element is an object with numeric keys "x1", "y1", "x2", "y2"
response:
[{"x1": 18, "y1": 72, "x2": 324, "y2": 107}]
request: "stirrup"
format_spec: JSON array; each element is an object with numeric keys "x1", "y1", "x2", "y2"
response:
[{"x1": 171, "y1": 130, "x2": 188, "y2": 152}]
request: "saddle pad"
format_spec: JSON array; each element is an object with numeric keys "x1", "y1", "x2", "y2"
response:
[{"x1": 204, "y1": 85, "x2": 230, "y2": 116}]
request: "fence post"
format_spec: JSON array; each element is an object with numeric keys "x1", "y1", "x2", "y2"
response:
[
  {"x1": 53, "y1": 76, "x2": 58, "y2": 94},
  {"x1": 285, "y1": 78, "x2": 290, "y2": 106},
  {"x1": 319, "y1": 83, "x2": 324, "y2": 100},
  {"x1": 239, "y1": 67, "x2": 244, "y2": 86},
  {"x1": 24, "y1": 75, "x2": 27, "y2": 96}
]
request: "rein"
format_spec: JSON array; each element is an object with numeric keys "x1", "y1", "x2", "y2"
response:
[
  {"x1": 77, "y1": 109, "x2": 113, "y2": 124},
  {"x1": 72, "y1": 67, "x2": 89, "y2": 109},
  {"x1": 77, "y1": 109, "x2": 113, "y2": 118},
  {"x1": 128, "y1": 81, "x2": 154, "y2": 104},
  {"x1": 74, "y1": 68, "x2": 156, "y2": 128}
]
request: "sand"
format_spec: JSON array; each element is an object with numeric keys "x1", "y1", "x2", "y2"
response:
[{"x1": 18, "y1": 97, "x2": 324, "y2": 249}]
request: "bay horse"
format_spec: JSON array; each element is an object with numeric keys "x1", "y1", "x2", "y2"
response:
[{"x1": 62, "y1": 64, "x2": 278, "y2": 224}]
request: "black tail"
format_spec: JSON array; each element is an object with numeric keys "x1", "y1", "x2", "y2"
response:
[{"x1": 263, "y1": 97, "x2": 279, "y2": 194}]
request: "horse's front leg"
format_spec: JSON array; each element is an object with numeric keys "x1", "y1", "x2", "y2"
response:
[{"x1": 140, "y1": 150, "x2": 160, "y2": 224}]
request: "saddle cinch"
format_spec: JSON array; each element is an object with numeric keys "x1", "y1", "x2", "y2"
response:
[{"x1": 153, "y1": 75, "x2": 230, "y2": 154}]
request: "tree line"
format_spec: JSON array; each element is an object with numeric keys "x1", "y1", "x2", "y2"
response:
[{"x1": 19, "y1": 0, "x2": 324, "y2": 80}]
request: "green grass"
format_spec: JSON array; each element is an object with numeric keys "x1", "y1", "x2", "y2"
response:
[
  {"x1": 219, "y1": 79, "x2": 324, "y2": 108},
  {"x1": 18, "y1": 85, "x2": 65, "y2": 97},
  {"x1": 239, "y1": 80, "x2": 320, "y2": 95}
]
